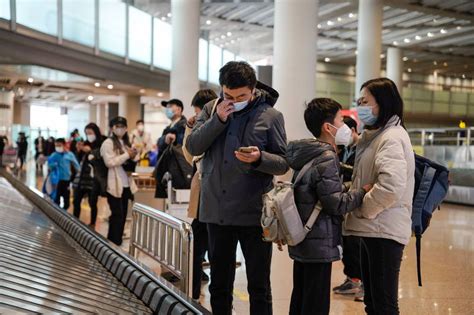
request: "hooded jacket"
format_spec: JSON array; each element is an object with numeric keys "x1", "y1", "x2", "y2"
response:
[
  {"x1": 186, "y1": 81, "x2": 289, "y2": 226},
  {"x1": 286, "y1": 139, "x2": 365, "y2": 263}
]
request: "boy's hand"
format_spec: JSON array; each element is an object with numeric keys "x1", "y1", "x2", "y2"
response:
[{"x1": 362, "y1": 183, "x2": 373, "y2": 193}]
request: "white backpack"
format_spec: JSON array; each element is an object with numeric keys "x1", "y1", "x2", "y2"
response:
[{"x1": 261, "y1": 158, "x2": 322, "y2": 246}]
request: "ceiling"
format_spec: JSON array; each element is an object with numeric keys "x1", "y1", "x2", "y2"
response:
[{"x1": 133, "y1": 0, "x2": 474, "y2": 79}]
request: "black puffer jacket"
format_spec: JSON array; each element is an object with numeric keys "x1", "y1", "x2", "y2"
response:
[{"x1": 286, "y1": 139, "x2": 365, "y2": 263}]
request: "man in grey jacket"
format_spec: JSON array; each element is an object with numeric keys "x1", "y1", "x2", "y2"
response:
[{"x1": 186, "y1": 61, "x2": 288, "y2": 315}]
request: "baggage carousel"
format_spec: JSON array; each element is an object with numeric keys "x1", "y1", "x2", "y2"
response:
[{"x1": 0, "y1": 169, "x2": 209, "y2": 314}]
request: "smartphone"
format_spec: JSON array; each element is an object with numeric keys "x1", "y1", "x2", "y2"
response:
[{"x1": 238, "y1": 147, "x2": 255, "y2": 153}]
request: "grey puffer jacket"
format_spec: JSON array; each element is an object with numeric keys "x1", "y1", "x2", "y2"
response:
[
  {"x1": 286, "y1": 139, "x2": 366, "y2": 263},
  {"x1": 186, "y1": 81, "x2": 289, "y2": 226}
]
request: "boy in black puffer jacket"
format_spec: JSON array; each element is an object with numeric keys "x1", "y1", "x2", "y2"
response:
[{"x1": 285, "y1": 98, "x2": 372, "y2": 315}]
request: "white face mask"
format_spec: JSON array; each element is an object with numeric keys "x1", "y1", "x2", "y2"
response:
[
  {"x1": 329, "y1": 123, "x2": 353, "y2": 146},
  {"x1": 233, "y1": 100, "x2": 249, "y2": 112},
  {"x1": 87, "y1": 134, "x2": 96, "y2": 143},
  {"x1": 55, "y1": 146, "x2": 64, "y2": 153},
  {"x1": 113, "y1": 127, "x2": 126, "y2": 137},
  {"x1": 137, "y1": 125, "x2": 144, "y2": 132}
]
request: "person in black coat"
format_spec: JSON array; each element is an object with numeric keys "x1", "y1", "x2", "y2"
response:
[
  {"x1": 0, "y1": 134, "x2": 8, "y2": 167},
  {"x1": 72, "y1": 123, "x2": 106, "y2": 228},
  {"x1": 157, "y1": 99, "x2": 186, "y2": 160},
  {"x1": 16, "y1": 132, "x2": 28, "y2": 169},
  {"x1": 285, "y1": 98, "x2": 372, "y2": 315}
]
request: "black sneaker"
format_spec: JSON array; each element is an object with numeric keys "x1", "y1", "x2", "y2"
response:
[
  {"x1": 201, "y1": 272, "x2": 209, "y2": 282},
  {"x1": 334, "y1": 278, "x2": 362, "y2": 295}
]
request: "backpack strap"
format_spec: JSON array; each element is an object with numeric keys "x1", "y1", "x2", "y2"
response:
[
  {"x1": 294, "y1": 158, "x2": 317, "y2": 185},
  {"x1": 412, "y1": 165, "x2": 436, "y2": 235},
  {"x1": 304, "y1": 201, "x2": 322, "y2": 232},
  {"x1": 416, "y1": 234, "x2": 422, "y2": 287},
  {"x1": 210, "y1": 99, "x2": 219, "y2": 117}
]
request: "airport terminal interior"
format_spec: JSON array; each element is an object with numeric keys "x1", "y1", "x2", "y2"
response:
[{"x1": 0, "y1": 0, "x2": 473, "y2": 314}]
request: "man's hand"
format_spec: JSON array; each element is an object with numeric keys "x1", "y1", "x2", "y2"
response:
[
  {"x1": 165, "y1": 133, "x2": 176, "y2": 145},
  {"x1": 235, "y1": 146, "x2": 261, "y2": 164},
  {"x1": 187, "y1": 116, "x2": 197, "y2": 128},
  {"x1": 216, "y1": 100, "x2": 235, "y2": 122}
]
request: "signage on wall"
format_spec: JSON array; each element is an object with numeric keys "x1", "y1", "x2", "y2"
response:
[{"x1": 0, "y1": 103, "x2": 11, "y2": 109}]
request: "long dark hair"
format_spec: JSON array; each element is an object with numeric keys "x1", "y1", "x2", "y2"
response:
[
  {"x1": 84, "y1": 122, "x2": 103, "y2": 149},
  {"x1": 360, "y1": 78, "x2": 404, "y2": 129},
  {"x1": 111, "y1": 131, "x2": 131, "y2": 154}
]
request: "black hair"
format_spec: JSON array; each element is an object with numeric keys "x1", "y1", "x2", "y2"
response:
[
  {"x1": 55, "y1": 138, "x2": 66, "y2": 144},
  {"x1": 343, "y1": 116, "x2": 358, "y2": 131},
  {"x1": 304, "y1": 98, "x2": 342, "y2": 138},
  {"x1": 84, "y1": 122, "x2": 103, "y2": 147},
  {"x1": 360, "y1": 78, "x2": 404, "y2": 129},
  {"x1": 136, "y1": 119, "x2": 144, "y2": 125},
  {"x1": 219, "y1": 61, "x2": 257, "y2": 90},
  {"x1": 191, "y1": 89, "x2": 218, "y2": 110}
]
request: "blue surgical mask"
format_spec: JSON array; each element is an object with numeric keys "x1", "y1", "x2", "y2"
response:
[
  {"x1": 233, "y1": 100, "x2": 249, "y2": 112},
  {"x1": 165, "y1": 108, "x2": 174, "y2": 119},
  {"x1": 356, "y1": 106, "x2": 378, "y2": 126}
]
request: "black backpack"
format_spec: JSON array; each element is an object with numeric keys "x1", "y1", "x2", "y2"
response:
[{"x1": 412, "y1": 153, "x2": 449, "y2": 286}]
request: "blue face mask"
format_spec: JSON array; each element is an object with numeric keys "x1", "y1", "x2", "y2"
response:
[
  {"x1": 356, "y1": 106, "x2": 378, "y2": 126},
  {"x1": 233, "y1": 100, "x2": 249, "y2": 112},
  {"x1": 165, "y1": 108, "x2": 174, "y2": 119}
]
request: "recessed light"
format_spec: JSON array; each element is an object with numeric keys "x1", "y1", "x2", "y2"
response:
[
  {"x1": 139, "y1": 89, "x2": 145, "y2": 93},
  {"x1": 231, "y1": 40, "x2": 235, "y2": 44},
  {"x1": 167, "y1": 13, "x2": 172, "y2": 18},
  {"x1": 393, "y1": 41, "x2": 398, "y2": 46},
  {"x1": 27, "y1": 77, "x2": 34, "y2": 83},
  {"x1": 355, "y1": 50, "x2": 358, "y2": 55},
  {"x1": 380, "y1": 54, "x2": 385, "y2": 58},
  {"x1": 324, "y1": 57, "x2": 331, "y2": 62},
  {"x1": 337, "y1": 17, "x2": 342, "y2": 22},
  {"x1": 403, "y1": 56, "x2": 408, "y2": 61},
  {"x1": 348, "y1": 13, "x2": 354, "y2": 18},
  {"x1": 317, "y1": 24, "x2": 322, "y2": 29},
  {"x1": 220, "y1": 44, "x2": 224, "y2": 48},
  {"x1": 157, "y1": 92, "x2": 164, "y2": 97},
  {"x1": 206, "y1": 20, "x2": 212, "y2": 25},
  {"x1": 440, "y1": 29, "x2": 447, "y2": 34},
  {"x1": 161, "y1": 17, "x2": 166, "y2": 21},
  {"x1": 433, "y1": 61, "x2": 438, "y2": 65},
  {"x1": 404, "y1": 38, "x2": 410, "y2": 43},
  {"x1": 221, "y1": 34, "x2": 226, "y2": 39},
  {"x1": 107, "y1": 84, "x2": 114, "y2": 90},
  {"x1": 87, "y1": 95, "x2": 94, "y2": 101},
  {"x1": 408, "y1": 68, "x2": 412, "y2": 73},
  {"x1": 415, "y1": 35, "x2": 422, "y2": 40},
  {"x1": 427, "y1": 32, "x2": 434, "y2": 37},
  {"x1": 327, "y1": 20, "x2": 334, "y2": 26},
  {"x1": 227, "y1": 32, "x2": 232, "y2": 37},
  {"x1": 94, "y1": 82, "x2": 101, "y2": 87},
  {"x1": 462, "y1": 74, "x2": 466, "y2": 79},
  {"x1": 456, "y1": 26, "x2": 462, "y2": 30}
]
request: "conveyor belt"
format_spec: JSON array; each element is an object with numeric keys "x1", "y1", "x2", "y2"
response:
[{"x1": 0, "y1": 170, "x2": 209, "y2": 315}]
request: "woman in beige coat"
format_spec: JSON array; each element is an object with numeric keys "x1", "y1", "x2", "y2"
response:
[{"x1": 344, "y1": 78, "x2": 415, "y2": 315}]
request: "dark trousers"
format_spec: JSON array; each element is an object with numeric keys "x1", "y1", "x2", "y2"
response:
[
  {"x1": 360, "y1": 237, "x2": 404, "y2": 315},
  {"x1": 106, "y1": 188, "x2": 132, "y2": 246},
  {"x1": 207, "y1": 223, "x2": 272, "y2": 315},
  {"x1": 342, "y1": 235, "x2": 362, "y2": 279},
  {"x1": 54, "y1": 180, "x2": 71, "y2": 210},
  {"x1": 290, "y1": 261, "x2": 332, "y2": 315},
  {"x1": 73, "y1": 187, "x2": 99, "y2": 225},
  {"x1": 192, "y1": 218, "x2": 208, "y2": 299},
  {"x1": 18, "y1": 154, "x2": 26, "y2": 168}
]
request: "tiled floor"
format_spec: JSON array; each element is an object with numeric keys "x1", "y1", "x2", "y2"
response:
[{"x1": 14, "y1": 164, "x2": 474, "y2": 314}]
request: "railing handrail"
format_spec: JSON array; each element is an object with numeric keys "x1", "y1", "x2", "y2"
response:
[{"x1": 132, "y1": 202, "x2": 189, "y2": 232}]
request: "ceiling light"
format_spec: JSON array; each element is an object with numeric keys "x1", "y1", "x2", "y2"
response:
[
  {"x1": 380, "y1": 54, "x2": 385, "y2": 58},
  {"x1": 227, "y1": 32, "x2": 232, "y2": 37},
  {"x1": 355, "y1": 50, "x2": 358, "y2": 55},
  {"x1": 87, "y1": 95, "x2": 94, "y2": 101},
  {"x1": 443, "y1": 62, "x2": 448, "y2": 67},
  {"x1": 342, "y1": 43, "x2": 347, "y2": 48},
  {"x1": 404, "y1": 38, "x2": 410, "y2": 43},
  {"x1": 433, "y1": 18, "x2": 437, "y2": 23},
  {"x1": 231, "y1": 39, "x2": 235, "y2": 44},
  {"x1": 94, "y1": 82, "x2": 101, "y2": 87},
  {"x1": 433, "y1": 61, "x2": 438, "y2": 65},
  {"x1": 161, "y1": 17, "x2": 166, "y2": 21},
  {"x1": 206, "y1": 20, "x2": 212, "y2": 25},
  {"x1": 427, "y1": 32, "x2": 434, "y2": 37},
  {"x1": 456, "y1": 26, "x2": 462, "y2": 30},
  {"x1": 393, "y1": 41, "x2": 398, "y2": 46},
  {"x1": 107, "y1": 84, "x2": 114, "y2": 90},
  {"x1": 139, "y1": 89, "x2": 145, "y2": 93},
  {"x1": 317, "y1": 24, "x2": 322, "y2": 29},
  {"x1": 167, "y1": 13, "x2": 172, "y2": 18},
  {"x1": 408, "y1": 68, "x2": 412, "y2": 73},
  {"x1": 215, "y1": 37, "x2": 220, "y2": 42},
  {"x1": 324, "y1": 57, "x2": 331, "y2": 62},
  {"x1": 27, "y1": 77, "x2": 34, "y2": 83},
  {"x1": 237, "y1": 37, "x2": 241, "y2": 41},
  {"x1": 221, "y1": 34, "x2": 226, "y2": 39},
  {"x1": 337, "y1": 17, "x2": 342, "y2": 22},
  {"x1": 440, "y1": 29, "x2": 447, "y2": 34},
  {"x1": 327, "y1": 20, "x2": 334, "y2": 26},
  {"x1": 348, "y1": 13, "x2": 354, "y2": 18},
  {"x1": 219, "y1": 44, "x2": 224, "y2": 48},
  {"x1": 403, "y1": 56, "x2": 408, "y2": 61},
  {"x1": 415, "y1": 35, "x2": 422, "y2": 40},
  {"x1": 157, "y1": 92, "x2": 164, "y2": 97},
  {"x1": 462, "y1": 74, "x2": 466, "y2": 79}
]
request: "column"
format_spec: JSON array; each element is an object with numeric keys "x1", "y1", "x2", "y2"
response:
[
  {"x1": 0, "y1": 91, "x2": 14, "y2": 139},
  {"x1": 97, "y1": 103, "x2": 108, "y2": 134},
  {"x1": 170, "y1": 0, "x2": 200, "y2": 118},
  {"x1": 119, "y1": 93, "x2": 141, "y2": 129},
  {"x1": 273, "y1": 0, "x2": 319, "y2": 141},
  {"x1": 386, "y1": 47, "x2": 403, "y2": 94},
  {"x1": 355, "y1": 0, "x2": 383, "y2": 98},
  {"x1": 13, "y1": 101, "x2": 30, "y2": 126},
  {"x1": 89, "y1": 103, "x2": 98, "y2": 124}
]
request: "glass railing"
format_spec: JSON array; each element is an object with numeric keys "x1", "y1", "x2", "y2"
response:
[{"x1": 0, "y1": 0, "x2": 247, "y2": 85}]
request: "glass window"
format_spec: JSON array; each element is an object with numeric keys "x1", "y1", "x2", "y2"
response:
[
  {"x1": 16, "y1": 0, "x2": 57, "y2": 35},
  {"x1": 223, "y1": 50, "x2": 235, "y2": 65},
  {"x1": 153, "y1": 18, "x2": 172, "y2": 70},
  {"x1": 63, "y1": 0, "x2": 95, "y2": 47},
  {"x1": 129, "y1": 6, "x2": 151, "y2": 64},
  {"x1": 0, "y1": 0, "x2": 10, "y2": 20},
  {"x1": 199, "y1": 39, "x2": 208, "y2": 81},
  {"x1": 99, "y1": 0, "x2": 126, "y2": 56},
  {"x1": 236, "y1": 56, "x2": 246, "y2": 62},
  {"x1": 209, "y1": 44, "x2": 222, "y2": 85}
]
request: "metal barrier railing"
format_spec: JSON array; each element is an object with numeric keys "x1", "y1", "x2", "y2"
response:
[{"x1": 129, "y1": 203, "x2": 193, "y2": 296}]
